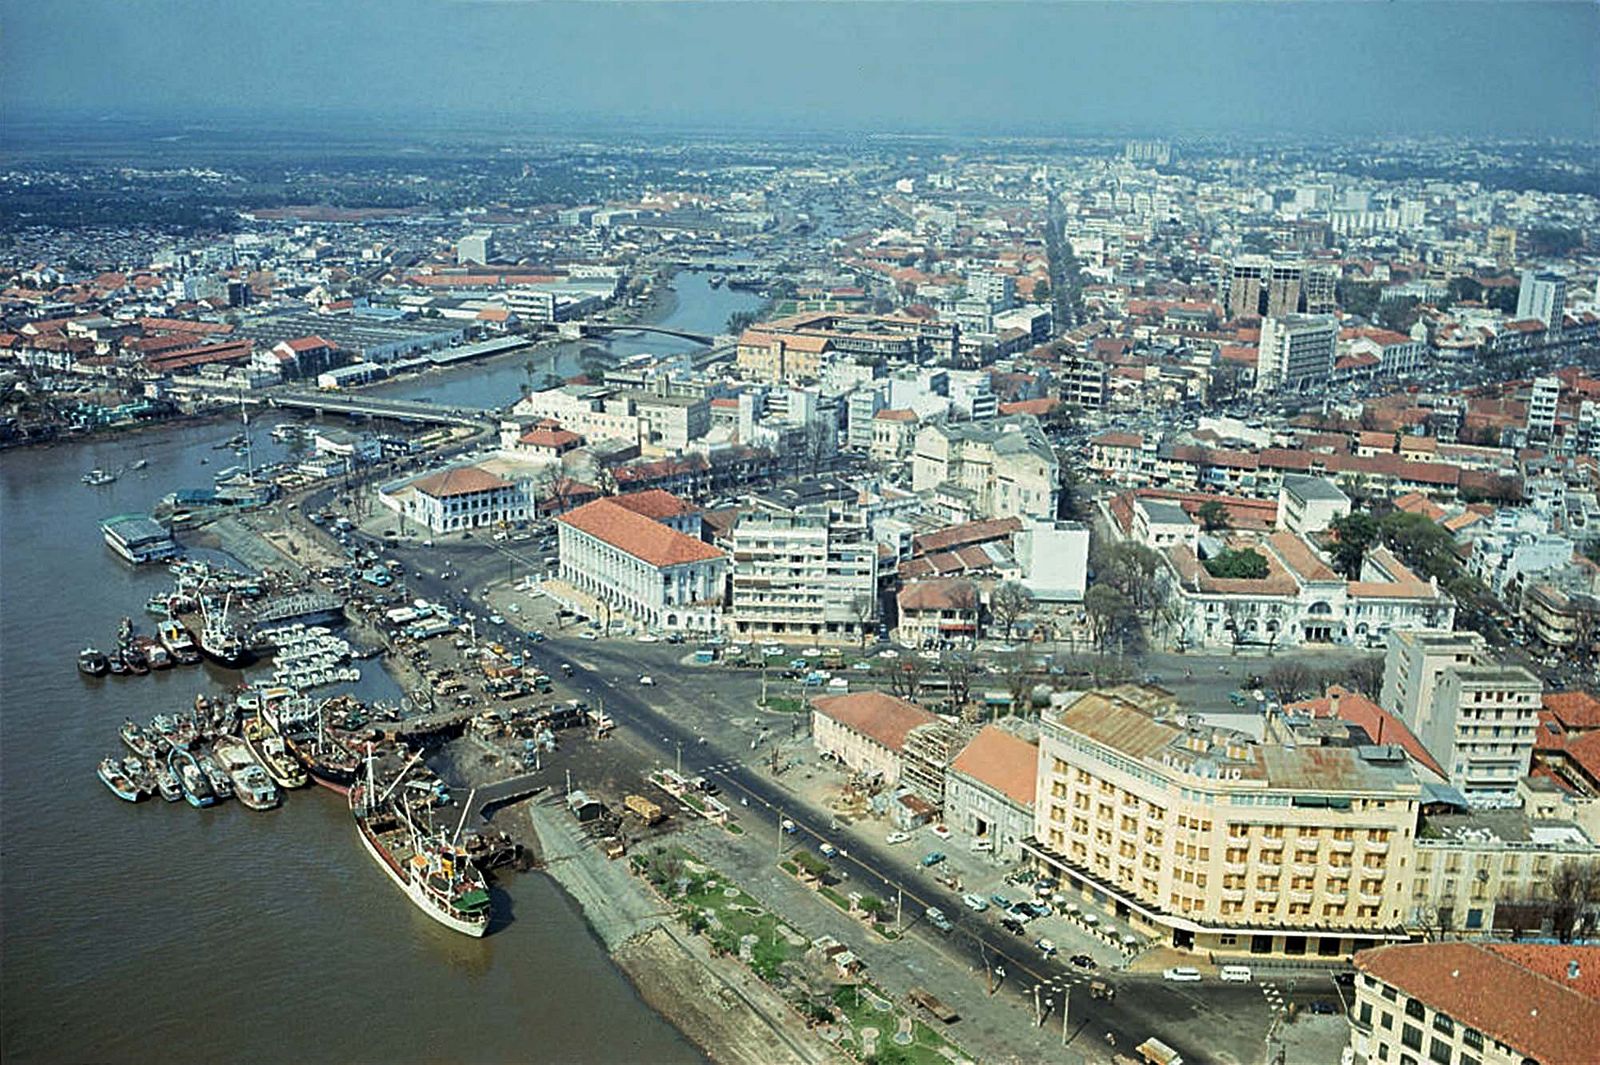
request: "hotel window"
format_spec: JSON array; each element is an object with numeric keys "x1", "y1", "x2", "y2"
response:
[
  {"x1": 1404, "y1": 998, "x2": 1426, "y2": 1021},
  {"x1": 1401, "y1": 1023, "x2": 1423, "y2": 1052}
]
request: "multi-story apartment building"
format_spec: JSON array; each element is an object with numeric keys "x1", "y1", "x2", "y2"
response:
[
  {"x1": 727, "y1": 510, "x2": 878, "y2": 643},
  {"x1": 910, "y1": 415, "x2": 1059, "y2": 522},
  {"x1": 1348, "y1": 942, "x2": 1600, "y2": 1065},
  {"x1": 555, "y1": 490, "x2": 727, "y2": 634},
  {"x1": 1224, "y1": 257, "x2": 1337, "y2": 320},
  {"x1": 1026, "y1": 688, "x2": 1419, "y2": 958},
  {"x1": 1515, "y1": 271, "x2": 1567, "y2": 332},
  {"x1": 737, "y1": 312, "x2": 959, "y2": 383},
  {"x1": 1380, "y1": 631, "x2": 1542, "y2": 806},
  {"x1": 1256, "y1": 314, "x2": 1339, "y2": 393}
]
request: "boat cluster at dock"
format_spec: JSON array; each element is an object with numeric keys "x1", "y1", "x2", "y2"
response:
[
  {"x1": 96, "y1": 684, "x2": 499, "y2": 937},
  {"x1": 260, "y1": 624, "x2": 361, "y2": 690}
]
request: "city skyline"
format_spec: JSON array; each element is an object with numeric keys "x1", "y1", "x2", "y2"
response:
[{"x1": 3, "y1": 0, "x2": 1597, "y2": 139}]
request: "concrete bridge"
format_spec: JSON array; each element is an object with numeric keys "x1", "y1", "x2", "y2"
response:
[
  {"x1": 563, "y1": 322, "x2": 716, "y2": 346},
  {"x1": 268, "y1": 390, "x2": 495, "y2": 427}
]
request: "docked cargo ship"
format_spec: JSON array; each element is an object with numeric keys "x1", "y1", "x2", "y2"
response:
[
  {"x1": 100, "y1": 514, "x2": 181, "y2": 565},
  {"x1": 349, "y1": 766, "x2": 490, "y2": 938}
]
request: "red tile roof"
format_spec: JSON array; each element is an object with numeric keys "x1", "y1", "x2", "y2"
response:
[
  {"x1": 519, "y1": 427, "x2": 582, "y2": 449},
  {"x1": 556, "y1": 497, "x2": 723, "y2": 568},
  {"x1": 412, "y1": 466, "x2": 512, "y2": 499},
  {"x1": 1354, "y1": 942, "x2": 1600, "y2": 1065},
  {"x1": 949, "y1": 725, "x2": 1037, "y2": 807},
  {"x1": 809, "y1": 691, "x2": 937, "y2": 753},
  {"x1": 610, "y1": 488, "x2": 699, "y2": 521},
  {"x1": 1543, "y1": 691, "x2": 1600, "y2": 732},
  {"x1": 1291, "y1": 686, "x2": 1446, "y2": 779}
]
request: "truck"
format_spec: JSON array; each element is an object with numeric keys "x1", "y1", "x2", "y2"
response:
[
  {"x1": 624, "y1": 794, "x2": 665, "y2": 826},
  {"x1": 907, "y1": 987, "x2": 959, "y2": 1023},
  {"x1": 1135, "y1": 1037, "x2": 1183, "y2": 1065}
]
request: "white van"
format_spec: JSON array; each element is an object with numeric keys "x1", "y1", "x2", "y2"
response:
[{"x1": 1219, "y1": 965, "x2": 1253, "y2": 983}]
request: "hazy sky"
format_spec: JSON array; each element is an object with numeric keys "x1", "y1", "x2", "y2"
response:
[{"x1": 4, "y1": 1, "x2": 1597, "y2": 138}]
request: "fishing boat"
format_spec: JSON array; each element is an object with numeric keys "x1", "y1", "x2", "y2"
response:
[
  {"x1": 157, "y1": 619, "x2": 202, "y2": 665},
  {"x1": 198, "y1": 752, "x2": 234, "y2": 801},
  {"x1": 78, "y1": 646, "x2": 110, "y2": 677},
  {"x1": 82, "y1": 468, "x2": 117, "y2": 486},
  {"x1": 150, "y1": 713, "x2": 200, "y2": 751},
  {"x1": 122, "y1": 757, "x2": 157, "y2": 798},
  {"x1": 350, "y1": 754, "x2": 490, "y2": 937},
  {"x1": 145, "y1": 594, "x2": 173, "y2": 617},
  {"x1": 198, "y1": 594, "x2": 249, "y2": 668},
  {"x1": 242, "y1": 715, "x2": 308, "y2": 789},
  {"x1": 97, "y1": 757, "x2": 145, "y2": 802},
  {"x1": 282, "y1": 699, "x2": 360, "y2": 794},
  {"x1": 133, "y1": 635, "x2": 172, "y2": 670},
  {"x1": 120, "y1": 719, "x2": 166, "y2": 760},
  {"x1": 123, "y1": 644, "x2": 151, "y2": 675},
  {"x1": 130, "y1": 458, "x2": 149, "y2": 471},
  {"x1": 213, "y1": 737, "x2": 280, "y2": 810},
  {"x1": 106, "y1": 649, "x2": 130, "y2": 676},
  {"x1": 154, "y1": 764, "x2": 183, "y2": 802}
]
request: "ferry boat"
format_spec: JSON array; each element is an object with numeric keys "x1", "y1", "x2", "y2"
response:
[
  {"x1": 242, "y1": 715, "x2": 308, "y2": 789},
  {"x1": 350, "y1": 762, "x2": 490, "y2": 937},
  {"x1": 101, "y1": 514, "x2": 181, "y2": 565},
  {"x1": 82, "y1": 468, "x2": 118, "y2": 486},
  {"x1": 157, "y1": 619, "x2": 202, "y2": 665},
  {"x1": 78, "y1": 646, "x2": 110, "y2": 677},
  {"x1": 97, "y1": 757, "x2": 145, "y2": 802}
]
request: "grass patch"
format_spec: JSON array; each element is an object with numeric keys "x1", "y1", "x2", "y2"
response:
[
  {"x1": 793, "y1": 850, "x2": 831, "y2": 877},
  {"x1": 780, "y1": 860, "x2": 798, "y2": 874},
  {"x1": 725, "y1": 822, "x2": 745, "y2": 835},
  {"x1": 830, "y1": 983, "x2": 962, "y2": 1065},
  {"x1": 760, "y1": 696, "x2": 806, "y2": 713},
  {"x1": 819, "y1": 886, "x2": 850, "y2": 911}
]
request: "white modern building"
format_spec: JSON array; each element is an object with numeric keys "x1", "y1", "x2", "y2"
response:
[
  {"x1": 728, "y1": 510, "x2": 878, "y2": 643},
  {"x1": 1256, "y1": 314, "x2": 1338, "y2": 393},
  {"x1": 1014, "y1": 519, "x2": 1090, "y2": 601},
  {"x1": 1515, "y1": 271, "x2": 1567, "y2": 331}
]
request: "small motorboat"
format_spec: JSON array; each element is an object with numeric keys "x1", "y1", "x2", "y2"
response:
[
  {"x1": 106, "y1": 650, "x2": 130, "y2": 676},
  {"x1": 78, "y1": 646, "x2": 110, "y2": 677}
]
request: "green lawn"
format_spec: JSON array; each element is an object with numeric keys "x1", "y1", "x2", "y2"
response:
[{"x1": 829, "y1": 984, "x2": 962, "y2": 1065}]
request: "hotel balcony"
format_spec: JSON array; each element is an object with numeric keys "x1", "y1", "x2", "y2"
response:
[
  {"x1": 1221, "y1": 887, "x2": 1246, "y2": 902},
  {"x1": 1364, "y1": 840, "x2": 1390, "y2": 854},
  {"x1": 1223, "y1": 860, "x2": 1248, "y2": 875},
  {"x1": 1359, "y1": 892, "x2": 1385, "y2": 906},
  {"x1": 1330, "y1": 839, "x2": 1355, "y2": 853},
  {"x1": 1292, "y1": 862, "x2": 1318, "y2": 878}
]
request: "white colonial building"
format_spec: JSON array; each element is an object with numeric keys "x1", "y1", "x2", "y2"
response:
[
  {"x1": 555, "y1": 490, "x2": 727, "y2": 633},
  {"x1": 393, "y1": 465, "x2": 529, "y2": 533},
  {"x1": 943, "y1": 725, "x2": 1037, "y2": 860},
  {"x1": 1162, "y1": 531, "x2": 1455, "y2": 651}
]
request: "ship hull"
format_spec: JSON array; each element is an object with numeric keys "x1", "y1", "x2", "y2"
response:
[{"x1": 351, "y1": 805, "x2": 488, "y2": 938}]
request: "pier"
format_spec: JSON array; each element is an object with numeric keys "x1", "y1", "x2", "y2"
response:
[{"x1": 466, "y1": 772, "x2": 547, "y2": 823}]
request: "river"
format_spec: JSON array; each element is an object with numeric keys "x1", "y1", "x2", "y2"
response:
[
  {"x1": 0, "y1": 288, "x2": 743, "y2": 1060},
  {"x1": 369, "y1": 270, "x2": 764, "y2": 410}
]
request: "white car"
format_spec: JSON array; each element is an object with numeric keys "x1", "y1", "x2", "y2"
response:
[
  {"x1": 802, "y1": 647, "x2": 822, "y2": 657},
  {"x1": 877, "y1": 649, "x2": 899, "y2": 659},
  {"x1": 638, "y1": 675, "x2": 655, "y2": 686},
  {"x1": 884, "y1": 831, "x2": 910, "y2": 845},
  {"x1": 1162, "y1": 967, "x2": 1203, "y2": 982},
  {"x1": 930, "y1": 823, "x2": 952, "y2": 840},
  {"x1": 961, "y1": 893, "x2": 989, "y2": 912},
  {"x1": 489, "y1": 614, "x2": 505, "y2": 625},
  {"x1": 851, "y1": 661, "x2": 872, "y2": 672},
  {"x1": 637, "y1": 634, "x2": 659, "y2": 643},
  {"x1": 578, "y1": 632, "x2": 598, "y2": 641}
]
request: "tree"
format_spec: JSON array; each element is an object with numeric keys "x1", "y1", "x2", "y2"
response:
[
  {"x1": 890, "y1": 655, "x2": 928, "y2": 700},
  {"x1": 942, "y1": 652, "x2": 979, "y2": 711},
  {"x1": 1377, "y1": 297, "x2": 1422, "y2": 334},
  {"x1": 1336, "y1": 281, "x2": 1382, "y2": 320},
  {"x1": 850, "y1": 594, "x2": 877, "y2": 649},
  {"x1": 1447, "y1": 276, "x2": 1484, "y2": 305},
  {"x1": 1344, "y1": 656, "x2": 1385, "y2": 700},
  {"x1": 1546, "y1": 858, "x2": 1600, "y2": 943},
  {"x1": 1083, "y1": 582, "x2": 1132, "y2": 653},
  {"x1": 988, "y1": 581, "x2": 1035, "y2": 642},
  {"x1": 997, "y1": 651, "x2": 1035, "y2": 719},
  {"x1": 726, "y1": 310, "x2": 758, "y2": 334},
  {"x1": 1328, "y1": 512, "x2": 1380, "y2": 579},
  {"x1": 1032, "y1": 277, "x2": 1051, "y2": 302},
  {"x1": 1204, "y1": 548, "x2": 1268, "y2": 580},
  {"x1": 1102, "y1": 541, "x2": 1164, "y2": 618},
  {"x1": 1197, "y1": 499, "x2": 1230, "y2": 532},
  {"x1": 801, "y1": 421, "x2": 834, "y2": 475},
  {"x1": 1265, "y1": 661, "x2": 1315, "y2": 703}
]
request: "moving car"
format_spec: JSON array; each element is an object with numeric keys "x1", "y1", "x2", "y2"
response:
[
  {"x1": 1219, "y1": 965, "x2": 1253, "y2": 983},
  {"x1": 930, "y1": 824, "x2": 952, "y2": 840},
  {"x1": 960, "y1": 893, "x2": 989, "y2": 912},
  {"x1": 819, "y1": 843, "x2": 838, "y2": 859},
  {"x1": 1162, "y1": 967, "x2": 1202, "y2": 982},
  {"x1": 1069, "y1": 954, "x2": 1097, "y2": 970},
  {"x1": 924, "y1": 907, "x2": 953, "y2": 933},
  {"x1": 638, "y1": 675, "x2": 655, "y2": 686}
]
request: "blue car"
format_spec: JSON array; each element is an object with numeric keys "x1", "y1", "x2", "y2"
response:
[{"x1": 920, "y1": 851, "x2": 947, "y2": 868}]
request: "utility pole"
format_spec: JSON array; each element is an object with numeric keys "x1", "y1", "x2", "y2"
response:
[
  {"x1": 1033, "y1": 985, "x2": 1042, "y2": 1027},
  {"x1": 895, "y1": 886, "x2": 902, "y2": 932},
  {"x1": 675, "y1": 739, "x2": 683, "y2": 778},
  {"x1": 1061, "y1": 987, "x2": 1070, "y2": 1046},
  {"x1": 991, "y1": 964, "x2": 1004, "y2": 995}
]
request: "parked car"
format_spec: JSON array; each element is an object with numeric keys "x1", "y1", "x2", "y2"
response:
[
  {"x1": 1069, "y1": 954, "x2": 1097, "y2": 970},
  {"x1": 884, "y1": 831, "x2": 910, "y2": 845},
  {"x1": 1220, "y1": 965, "x2": 1253, "y2": 983},
  {"x1": 924, "y1": 907, "x2": 953, "y2": 933},
  {"x1": 1308, "y1": 1001, "x2": 1341, "y2": 1015},
  {"x1": 999, "y1": 917, "x2": 1027, "y2": 936},
  {"x1": 1162, "y1": 967, "x2": 1202, "y2": 982},
  {"x1": 960, "y1": 893, "x2": 989, "y2": 912},
  {"x1": 920, "y1": 851, "x2": 947, "y2": 868},
  {"x1": 989, "y1": 894, "x2": 1014, "y2": 909}
]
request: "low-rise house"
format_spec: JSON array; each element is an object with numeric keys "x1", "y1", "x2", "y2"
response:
[
  {"x1": 810, "y1": 691, "x2": 939, "y2": 788},
  {"x1": 943, "y1": 725, "x2": 1037, "y2": 860}
]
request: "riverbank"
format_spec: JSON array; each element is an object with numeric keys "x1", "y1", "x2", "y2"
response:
[{"x1": 524, "y1": 798, "x2": 836, "y2": 1065}]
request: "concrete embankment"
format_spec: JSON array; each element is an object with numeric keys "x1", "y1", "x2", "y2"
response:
[{"x1": 524, "y1": 797, "x2": 839, "y2": 1065}]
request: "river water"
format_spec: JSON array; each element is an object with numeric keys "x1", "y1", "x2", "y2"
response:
[
  {"x1": 371, "y1": 271, "x2": 763, "y2": 409},
  {"x1": 0, "y1": 271, "x2": 753, "y2": 1064}
]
